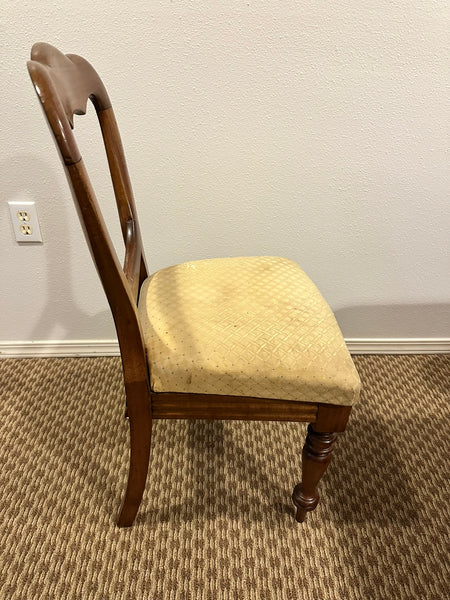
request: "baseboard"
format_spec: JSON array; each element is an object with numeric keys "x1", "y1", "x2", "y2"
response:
[
  {"x1": 0, "y1": 338, "x2": 449, "y2": 358},
  {"x1": 345, "y1": 338, "x2": 450, "y2": 354},
  {"x1": 0, "y1": 340, "x2": 120, "y2": 358}
]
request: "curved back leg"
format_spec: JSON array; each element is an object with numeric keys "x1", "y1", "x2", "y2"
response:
[{"x1": 117, "y1": 380, "x2": 152, "y2": 527}]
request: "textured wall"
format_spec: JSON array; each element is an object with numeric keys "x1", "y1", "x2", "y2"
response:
[{"x1": 1, "y1": 1, "x2": 449, "y2": 343}]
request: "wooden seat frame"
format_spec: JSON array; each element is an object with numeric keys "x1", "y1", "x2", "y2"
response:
[{"x1": 28, "y1": 43, "x2": 353, "y2": 527}]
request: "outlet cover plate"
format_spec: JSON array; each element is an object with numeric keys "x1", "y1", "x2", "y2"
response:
[{"x1": 8, "y1": 201, "x2": 43, "y2": 243}]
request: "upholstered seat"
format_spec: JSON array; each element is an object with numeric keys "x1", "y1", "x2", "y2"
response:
[{"x1": 138, "y1": 256, "x2": 360, "y2": 405}]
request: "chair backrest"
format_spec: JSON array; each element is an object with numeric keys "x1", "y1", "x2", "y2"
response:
[{"x1": 28, "y1": 43, "x2": 149, "y2": 384}]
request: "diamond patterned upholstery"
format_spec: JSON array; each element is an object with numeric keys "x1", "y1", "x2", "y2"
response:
[{"x1": 138, "y1": 256, "x2": 360, "y2": 405}]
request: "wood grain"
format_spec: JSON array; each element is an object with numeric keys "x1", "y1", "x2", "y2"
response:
[{"x1": 152, "y1": 392, "x2": 318, "y2": 422}]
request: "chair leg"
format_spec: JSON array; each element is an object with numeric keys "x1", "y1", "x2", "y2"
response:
[
  {"x1": 292, "y1": 403, "x2": 352, "y2": 522},
  {"x1": 292, "y1": 424, "x2": 338, "y2": 522},
  {"x1": 117, "y1": 382, "x2": 152, "y2": 527}
]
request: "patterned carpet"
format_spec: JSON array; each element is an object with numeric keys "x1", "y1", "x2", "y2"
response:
[{"x1": 0, "y1": 355, "x2": 448, "y2": 599}]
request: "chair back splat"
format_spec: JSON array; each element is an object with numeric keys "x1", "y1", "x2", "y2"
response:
[{"x1": 28, "y1": 42, "x2": 361, "y2": 528}]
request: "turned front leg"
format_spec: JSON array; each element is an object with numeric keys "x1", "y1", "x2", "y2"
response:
[{"x1": 292, "y1": 424, "x2": 338, "y2": 522}]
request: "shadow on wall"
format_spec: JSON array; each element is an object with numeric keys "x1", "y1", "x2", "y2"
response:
[
  {"x1": 3, "y1": 154, "x2": 114, "y2": 341},
  {"x1": 335, "y1": 303, "x2": 450, "y2": 339}
]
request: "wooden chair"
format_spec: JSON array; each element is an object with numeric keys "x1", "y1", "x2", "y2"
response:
[{"x1": 27, "y1": 43, "x2": 361, "y2": 527}]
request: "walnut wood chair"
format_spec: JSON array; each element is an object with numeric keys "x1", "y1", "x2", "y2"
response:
[{"x1": 27, "y1": 42, "x2": 361, "y2": 527}]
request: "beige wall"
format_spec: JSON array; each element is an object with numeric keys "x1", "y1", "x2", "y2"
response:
[{"x1": 1, "y1": 1, "x2": 449, "y2": 346}]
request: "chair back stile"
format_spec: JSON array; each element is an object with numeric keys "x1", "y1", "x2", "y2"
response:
[{"x1": 27, "y1": 43, "x2": 149, "y2": 385}]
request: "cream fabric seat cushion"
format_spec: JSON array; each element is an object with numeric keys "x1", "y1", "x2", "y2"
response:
[{"x1": 138, "y1": 256, "x2": 361, "y2": 405}]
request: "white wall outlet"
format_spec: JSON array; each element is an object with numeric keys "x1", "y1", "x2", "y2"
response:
[{"x1": 8, "y1": 201, "x2": 43, "y2": 243}]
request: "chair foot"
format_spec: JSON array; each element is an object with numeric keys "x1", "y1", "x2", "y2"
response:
[
  {"x1": 292, "y1": 424, "x2": 338, "y2": 522},
  {"x1": 292, "y1": 483, "x2": 319, "y2": 522},
  {"x1": 294, "y1": 505, "x2": 307, "y2": 523}
]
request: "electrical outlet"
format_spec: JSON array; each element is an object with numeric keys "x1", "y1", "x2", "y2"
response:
[{"x1": 8, "y1": 201, "x2": 43, "y2": 243}]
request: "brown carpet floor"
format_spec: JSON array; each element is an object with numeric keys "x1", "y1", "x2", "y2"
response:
[{"x1": 0, "y1": 355, "x2": 449, "y2": 599}]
